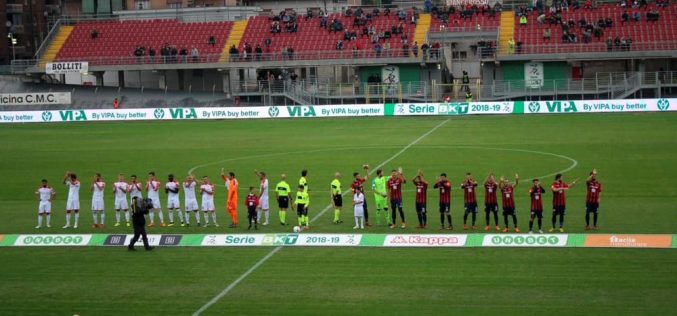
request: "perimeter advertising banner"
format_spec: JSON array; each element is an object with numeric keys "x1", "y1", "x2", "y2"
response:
[
  {"x1": 0, "y1": 92, "x2": 71, "y2": 106},
  {"x1": 45, "y1": 61, "x2": 88, "y2": 74}
]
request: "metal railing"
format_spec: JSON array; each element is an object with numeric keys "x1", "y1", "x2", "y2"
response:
[
  {"x1": 491, "y1": 41, "x2": 677, "y2": 56},
  {"x1": 428, "y1": 26, "x2": 500, "y2": 33}
]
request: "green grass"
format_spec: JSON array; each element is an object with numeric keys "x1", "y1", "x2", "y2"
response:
[{"x1": 0, "y1": 113, "x2": 676, "y2": 315}]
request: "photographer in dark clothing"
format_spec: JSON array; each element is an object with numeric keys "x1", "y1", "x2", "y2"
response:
[{"x1": 128, "y1": 197, "x2": 154, "y2": 251}]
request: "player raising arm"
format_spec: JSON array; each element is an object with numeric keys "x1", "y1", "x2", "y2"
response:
[
  {"x1": 183, "y1": 175, "x2": 200, "y2": 227},
  {"x1": 412, "y1": 169, "x2": 428, "y2": 229},
  {"x1": 35, "y1": 179, "x2": 55, "y2": 228},
  {"x1": 585, "y1": 169, "x2": 602, "y2": 230},
  {"x1": 275, "y1": 174, "x2": 292, "y2": 225},
  {"x1": 254, "y1": 170, "x2": 270, "y2": 226},
  {"x1": 113, "y1": 174, "x2": 130, "y2": 227},
  {"x1": 550, "y1": 174, "x2": 578, "y2": 233},
  {"x1": 433, "y1": 173, "x2": 452, "y2": 230},
  {"x1": 528, "y1": 179, "x2": 546, "y2": 234},
  {"x1": 387, "y1": 168, "x2": 406, "y2": 229},
  {"x1": 484, "y1": 173, "x2": 500, "y2": 231},
  {"x1": 91, "y1": 173, "x2": 106, "y2": 228},
  {"x1": 461, "y1": 173, "x2": 479, "y2": 230},
  {"x1": 499, "y1": 174, "x2": 519, "y2": 232},
  {"x1": 62, "y1": 172, "x2": 80, "y2": 229}
]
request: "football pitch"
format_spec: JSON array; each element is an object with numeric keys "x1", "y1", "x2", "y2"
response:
[{"x1": 0, "y1": 113, "x2": 676, "y2": 315}]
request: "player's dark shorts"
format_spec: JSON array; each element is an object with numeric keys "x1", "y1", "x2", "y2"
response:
[
  {"x1": 439, "y1": 203, "x2": 450, "y2": 213},
  {"x1": 247, "y1": 206, "x2": 257, "y2": 217},
  {"x1": 333, "y1": 195, "x2": 343, "y2": 207},
  {"x1": 415, "y1": 203, "x2": 426, "y2": 213},
  {"x1": 502, "y1": 207, "x2": 515, "y2": 215},
  {"x1": 552, "y1": 205, "x2": 566, "y2": 215},
  {"x1": 586, "y1": 202, "x2": 599, "y2": 213},
  {"x1": 464, "y1": 203, "x2": 478, "y2": 214},
  {"x1": 390, "y1": 199, "x2": 402, "y2": 208},
  {"x1": 278, "y1": 196, "x2": 289, "y2": 209},
  {"x1": 485, "y1": 203, "x2": 498, "y2": 213},
  {"x1": 296, "y1": 203, "x2": 307, "y2": 216},
  {"x1": 530, "y1": 209, "x2": 543, "y2": 218}
]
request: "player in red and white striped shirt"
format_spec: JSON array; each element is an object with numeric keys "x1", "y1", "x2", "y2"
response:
[
  {"x1": 387, "y1": 168, "x2": 406, "y2": 229},
  {"x1": 585, "y1": 169, "x2": 602, "y2": 230},
  {"x1": 461, "y1": 173, "x2": 478, "y2": 230},
  {"x1": 483, "y1": 173, "x2": 500, "y2": 231},
  {"x1": 412, "y1": 169, "x2": 428, "y2": 229},
  {"x1": 550, "y1": 173, "x2": 578, "y2": 233},
  {"x1": 528, "y1": 179, "x2": 546, "y2": 234},
  {"x1": 499, "y1": 174, "x2": 519, "y2": 232}
]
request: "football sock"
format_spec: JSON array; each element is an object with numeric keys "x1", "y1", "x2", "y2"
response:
[
  {"x1": 398, "y1": 207, "x2": 405, "y2": 223},
  {"x1": 421, "y1": 211, "x2": 427, "y2": 226},
  {"x1": 360, "y1": 216, "x2": 364, "y2": 228},
  {"x1": 149, "y1": 211, "x2": 155, "y2": 224},
  {"x1": 304, "y1": 215, "x2": 309, "y2": 226},
  {"x1": 559, "y1": 214, "x2": 564, "y2": 228},
  {"x1": 391, "y1": 208, "x2": 397, "y2": 225},
  {"x1": 363, "y1": 205, "x2": 369, "y2": 222},
  {"x1": 46, "y1": 214, "x2": 51, "y2": 226},
  {"x1": 552, "y1": 215, "x2": 557, "y2": 228},
  {"x1": 65, "y1": 213, "x2": 71, "y2": 226},
  {"x1": 463, "y1": 213, "x2": 468, "y2": 224},
  {"x1": 334, "y1": 209, "x2": 340, "y2": 222},
  {"x1": 92, "y1": 213, "x2": 98, "y2": 225},
  {"x1": 203, "y1": 212, "x2": 209, "y2": 224},
  {"x1": 298, "y1": 216, "x2": 303, "y2": 226},
  {"x1": 37, "y1": 215, "x2": 42, "y2": 226},
  {"x1": 115, "y1": 211, "x2": 120, "y2": 223},
  {"x1": 446, "y1": 214, "x2": 452, "y2": 226},
  {"x1": 211, "y1": 212, "x2": 217, "y2": 224},
  {"x1": 593, "y1": 213, "x2": 598, "y2": 226},
  {"x1": 168, "y1": 210, "x2": 174, "y2": 223},
  {"x1": 100, "y1": 213, "x2": 105, "y2": 225},
  {"x1": 485, "y1": 212, "x2": 490, "y2": 225},
  {"x1": 264, "y1": 210, "x2": 270, "y2": 223},
  {"x1": 585, "y1": 213, "x2": 590, "y2": 226},
  {"x1": 195, "y1": 212, "x2": 201, "y2": 224},
  {"x1": 417, "y1": 212, "x2": 423, "y2": 226},
  {"x1": 440, "y1": 213, "x2": 445, "y2": 225},
  {"x1": 504, "y1": 214, "x2": 509, "y2": 227},
  {"x1": 493, "y1": 212, "x2": 499, "y2": 225},
  {"x1": 74, "y1": 213, "x2": 79, "y2": 225},
  {"x1": 354, "y1": 216, "x2": 359, "y2": 227},
  {"x1": 383, "y1": 208, "x2": 389, "y2": 223},
  {"x1": 279, "y1": 211, "x2": 286, "y2": 223},
  {"x1": 184, "y1": 212, "x2": 190, "y2": 224},
  {"x1": 157, "y1": 211, "x2": 164, "y2": 224},
  {"x1": 529, "y1": 219, "x2": 534, "y2": 230},
  {"x1": 125, "y1": 211, "x2": 130, "y2": 223},
  {"x1": 177, "y1": 209, "x2": 184, "y2": 223},
  {"x1": 512, "y1": 215, "x2": 518, "y2": 227},
  {"x1": 537, "y1": 217, "x2": 542, "y2": 229},
  {"x1": 471, "y1": 213, "x2": 476, "y2": 225}
]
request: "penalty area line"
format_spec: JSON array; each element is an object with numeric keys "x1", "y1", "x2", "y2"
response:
[{"x1": 191, "y1": 118, "x2": 450, "y2": 315}]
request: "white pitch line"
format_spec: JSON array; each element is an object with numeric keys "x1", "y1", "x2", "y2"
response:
[{"x1": 191, "y1": 118, "x2": 450, "y2": 316}]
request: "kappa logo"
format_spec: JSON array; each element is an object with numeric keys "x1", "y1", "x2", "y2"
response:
[
  {"x1": 268, "y1": 106, "x2": 280, "y2": 117},
  {"x1": 153, "y1": 108, "x2": 165, "y2": 119},
  {"x1": 528, "y1": 101, "x2": 541, "y2": 113},
  {"x1": 41, "y1": 111, "x2": 53, "y2": 122},
  {"x1": 657, "y1": 99, "x2": 670, "y2": 111}
]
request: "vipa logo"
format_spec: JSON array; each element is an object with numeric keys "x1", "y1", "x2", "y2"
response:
[
  {"x1": 41, "y1": 111, "x2": 53, "y2": 122},
  {"x1": 153, "y1": 108, "x2": 165, "y2": 119},
  {"x1": 268, "y1": 106, "x2": 280, "y2": 117},
  {"x1": 657, "y1": 99, "x2": 670, "y2": 111},
  {"x1": 528, "y1": 101, "x2": 541, "y2": 113}
]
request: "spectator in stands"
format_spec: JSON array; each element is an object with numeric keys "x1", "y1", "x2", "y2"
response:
[
  {"x1": 465, "y1": 87, "x2": 473, "y2": 102},
  {"x1": 461, "y1": 71, "x2": 470, "y2": 91},
  {"x1": 383, "y1": 42, "x2": 390, "y2": 57},
  {"x1": 378, "y1": 29, "x2": 386, "y2": 42},
  {"x1": 571, "y1": 0, "x2": 580, "y2": 9},
  {"x1": 245, "y1": 43, "x2": 253, "y2": 61},
  {"x1": 179, "y1": 47, "x2": 188, "y2": 63},
  {"x1": 352, "y1": 46, "x2": 359, "y2": 58},
  {"x1": 306, "y1": 8, "x2": 314, "y2": 20},
  {"x1": 336, "y1": 40, "x2": 344, "y2": 50},
  {"x1": 402, "y1": 41, "x2": 410, "y2": 57},
  {"x1": 421, "y1": 42, "x2": 430, "y2": 60},
  {"x1": 582, "y1": 29, "x2": 592, "y2": 43},
  {"x1": 656, "y1": 0, "x2": 668, "y2": 7},
  {"x1": 264, "y1": 38, "x2": 272, "y2": 48},
  {"x1": 320, "y1": 15, "x2": 327, "y2": 28},
  {"x1": 619, "y1": 0, "x2": 628, "y2": 7},
  {"x1": 133, "y1": 46, "x2": 145, "y2": 64},
  {"x1": 398, "y1": 9, "x2": 407, "y2": 21},
  {"x1": 606, "y1": 37, "x2": 614, "y2": 51},
  {"x1": 384, "y1": 8, "x2": 391, "y2": 16},
  {"x1": 578, "y1": 17, "x2": 587, "y2": 28},
  {"x1": 255, "y1": 44, "x2": 262, "y2": 61},
  {"x1": 229, "y1": 45, "x2": 239, "y2": 61},
  {"x1": 646, "y1": 10, "x2": 660, "y2": 22},
  {"x1": 345, "y1": 8, "x2": 353, "y2": 17},
  {"x1": 344, "y1": 30, "x2": 351, "y2": 41},
  {"x1": 593, "y1": 24, "x2": 604, "y2": 39},
  {"x1": 373, "y1": 7, "x2": 380, "y2": 16},
  {"x1": 519, "y1": 15, "x2": 528, "y2": 27},
  {"x1": 91, "y1": 29, "x2": 98, "y2": 40},
  {"x1": 411, "y1": 13, "x2": 417, "y2": 24},
  {"x1": 412, "y1": 41, "x2": 419, "y2": 57},
  {"x1": 508, "y1": 38, "x2": 515, "y2": 54},
  {"x1": 191, "y1": 47, "x2": 199, "y2": 63},
  {"x1": 613, "y1": 36, "x2": 622, "y2": 49},
  {"x1": 537, "y1": 13, "x2": 546, "y2": 24},
  {"x1": 374, "y1": 42, "x2": 382, "y2": 57},
  {"x1": 113, "y1": 98, "x2": 119, "y2": 109},
  {"x1": 633, "y1": 11, "x2": 640, "y2": 21},
  {"x1": 583, "y1": 0, "x2": 593, "y2": 9},
  {"x1": 604, "y1": 17, "x2": 613, "y2": 27},
  {"x1": 371, "y1": 32, "x2": 379, "y2": 44},
  {"x1": 148, "y1": 47, "x2": 156, "y2": 63},
  {"x1": 432, "y1": 42, "x2": 441, "y2": 59},
  {"x1": 208, "y1": 36, "x2": 216, "y2": 46},
  {"x1": 287, "y1": 47, "x2": 294, "y2": 60},
  {"x1": 561, "y1": 0, "x2": 569, "y2": 11},
  {"x1": 622, "y1": 11, "x2": 629, "y2": 22},
  {"x1": 543, "y1": 28, "x2": 551, "y2": 40}
]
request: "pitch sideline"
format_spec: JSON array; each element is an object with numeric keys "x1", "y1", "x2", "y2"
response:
[{"x1": 191, "y1": 118, "x2": 451, "y2": 315}]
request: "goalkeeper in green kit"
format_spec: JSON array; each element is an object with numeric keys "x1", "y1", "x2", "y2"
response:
[{"x1": 372, "y1": 169, "x2": 390, "y2": 226}]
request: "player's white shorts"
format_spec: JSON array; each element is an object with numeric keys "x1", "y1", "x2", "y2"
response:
[
  {"x1": 148, "y1": 197, "x2": 161, "y2": 209},
  {"x1": 259, "y1": 196, "x2": 269, "y2": 210},
  {"x1": 201, "y1": 200, "x2": 215, "y2": 211},
  {"x1": 66, "y1": 199, "x2": 80, "y2": 211},
  {"x1": 185, "y1": 199, "x2": 199, "y2": 212},
  {"x1": 91, "y1": 198, "x2": 104, "y2": 211},
  {"x1": 167, "y1": 197, "x2": 180, "y2": 209},
  {"x1": 115, "y1": 198, "x2": 129, "y2": 210},
  {"x1": 38, "y1": 201, "x2": 51, "y2": 214}
]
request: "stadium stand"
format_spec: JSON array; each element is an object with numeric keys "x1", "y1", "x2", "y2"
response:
[{"x1": 55, "y1": 20, "x2": 234, "y2": 65}]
